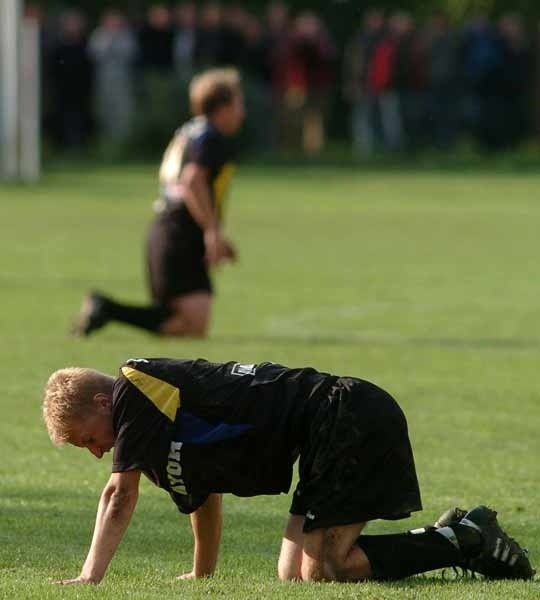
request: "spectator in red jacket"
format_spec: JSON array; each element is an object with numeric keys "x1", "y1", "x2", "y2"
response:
[{"x1": 275, "y1": 11, "x2": 337, "y2": 154}]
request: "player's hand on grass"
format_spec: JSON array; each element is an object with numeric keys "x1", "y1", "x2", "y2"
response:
[
  {"x1": 175, "y1": 570, "x2": 198, "y2": 580},
  {"x1": 54, "y1": 575, "x2": 98, "y2": 585}
]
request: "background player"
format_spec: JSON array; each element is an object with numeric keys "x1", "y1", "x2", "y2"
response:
[
  {"x1": 42, "y1": 357, "x2": 534, "y2": 585},
  {"x1": 72, "y1": 68, "x2": 245, "y2": 338}
]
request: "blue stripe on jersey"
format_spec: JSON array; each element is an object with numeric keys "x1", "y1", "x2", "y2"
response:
[{"x1": 174, "y1": 411, "x2": 252, "y2": 444}]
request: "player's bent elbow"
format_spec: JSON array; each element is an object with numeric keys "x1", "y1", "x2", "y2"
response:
[
  {"x1": 112, "y1": 486, "x2": 138, "y2": 506},
  {"x1": 105, "y1": 485, "x2": 139, "y2": 519}
]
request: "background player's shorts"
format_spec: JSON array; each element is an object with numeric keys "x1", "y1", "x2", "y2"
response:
[
  {"x1": 290, "y1": 377, "x2": 422, "y2": 533},
  {"x1": 147, "y1": 212, "x2": 212, "y2": 305}
]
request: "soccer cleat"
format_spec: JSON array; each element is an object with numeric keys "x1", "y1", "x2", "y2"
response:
[
  {"x1": 71, "y1": 292, "x2": 110, "y2": 336},
  {"x1": 434, "y1": 507, "x2": 467, "y2": 529},
  {"x1": 456, "y1": 505, "x2": 535, "y2": 580}
]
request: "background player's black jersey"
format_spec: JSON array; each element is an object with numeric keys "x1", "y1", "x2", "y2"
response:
[
  {"x1": 111, "y1": 358, "x2": 337, "y2": 513},
  {"x1": 157, "y1": 117, "x2": 235, "y2": 223}
]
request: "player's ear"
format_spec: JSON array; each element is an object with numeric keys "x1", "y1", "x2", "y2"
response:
[{"x1": 94, "y1": 393, "x2": 112, "y2": 412}]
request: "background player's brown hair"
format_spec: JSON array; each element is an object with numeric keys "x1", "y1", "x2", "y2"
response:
[{"x1": 189, "y1": 68, "x2": 242, "y2": 117}]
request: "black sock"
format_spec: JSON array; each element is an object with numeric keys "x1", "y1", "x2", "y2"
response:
[
  {"x1": 355, "y1": 524, "x2": 482, "y2": 581},
  {"x1": 103, "y1": 298, "x2": 172, "y2": 333}
]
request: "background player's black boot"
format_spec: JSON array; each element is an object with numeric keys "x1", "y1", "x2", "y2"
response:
[
  {"x1": 71, "y1": 292, "x2": 110, "y2": 336},
  {"x1": 72, "y1": 292, "x2": 172, "y2": 335},
  {"x1": 435, "y1": 505, "x2": 535, "y2": 580}
]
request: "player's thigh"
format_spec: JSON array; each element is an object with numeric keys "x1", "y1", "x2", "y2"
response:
[
  {"x1": 146, "y1": 217, "x2": 211, "y2": 305},
  {"x1": 296, "y1": 378, "x2": 421, "y2": 531},
  {"x1": 278, "y1": 514, "x2": 305, "y2": 581},
  {"x1": 300, "y1": 527, "x2": 326, "y2": 581}
]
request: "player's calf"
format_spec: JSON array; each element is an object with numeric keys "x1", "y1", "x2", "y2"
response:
[{"x1": 301, "y1": 523, "x2": 369, "y2": 582}]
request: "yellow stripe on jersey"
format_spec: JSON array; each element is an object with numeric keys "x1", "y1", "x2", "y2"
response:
[
  {"x1": 214, "y1": 163, "x2": 236, "y2": 218},
  {"x1": 121, "y1": 366, "x2": 181, "y2": 422}
]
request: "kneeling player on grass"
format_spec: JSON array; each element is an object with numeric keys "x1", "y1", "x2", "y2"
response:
[
  {"x1": 72, "y1": 67, "x2": 244, "y2": 339},
  {"x1": 42, "y1": 358, "x2": 534, "y2": 584}
]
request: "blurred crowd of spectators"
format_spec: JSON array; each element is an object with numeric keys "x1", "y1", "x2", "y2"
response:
[
  {"x1": 26, "y1": 2, "x2": 540, "y2": 156},
  {"x1": 344, "y1": 9, "x2": 534, "y2": 154}
]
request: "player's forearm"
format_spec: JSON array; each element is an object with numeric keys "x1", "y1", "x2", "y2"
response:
[
  {"x1": 182, "y1": 175, "x2": 219, "y2": 233},
  {"x1": 79, "y1": 485, "x2": 138, "y2": 583},
  {"x1": 190, "y1": 494, "x2": 223, "y2": 577}
]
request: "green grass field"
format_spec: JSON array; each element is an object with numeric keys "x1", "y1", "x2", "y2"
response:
[{"x1": 1, "y1": 164, "x2": 539, "y2": 599}]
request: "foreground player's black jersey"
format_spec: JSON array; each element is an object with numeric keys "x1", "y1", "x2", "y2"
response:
[
  {"x1": 111, "y1": 358, "x2": 337, "y2": 513},
  {"x1": 157, "y1": 117, "x2": 235, "y2": 221}
]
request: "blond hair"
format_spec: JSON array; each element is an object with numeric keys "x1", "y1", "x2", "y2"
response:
[
  {"x1": 189, "y1": 68, "x2": 241, "y2": 117},
  {"x1": 43, "y1": 367, "x2": 115, "y2": 445}
]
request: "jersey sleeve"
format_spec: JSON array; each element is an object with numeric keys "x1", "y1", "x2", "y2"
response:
[
  {"x1": 111, "y1": 375, "x2": 172, "y2": 473},
  {"x1": 185, "y1": 130, "x2": 228, "y2": 172}
]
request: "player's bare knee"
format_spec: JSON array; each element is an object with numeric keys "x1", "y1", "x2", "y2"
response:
[
  {"x1": 277, "y1": 555, "x2": 298, "y2": 581},
  {"x1": 167, "y1": 325, "x2": 207, "y2": 338},
  {"x1": 321, "y1": 530, "x2": 348, "y2": 581},
  {"x1": 323, "y1": 537, "x2": 371, "y2": 581},
  {"x1": 187, "y1": 319, "x2": 209, "y2": 337},
  {"x1": 181, "y1": 310, "x2": 209, "y2": 337},
  {"x1": 300, "y1": 561, "x2": 325, "y2": 582},
  {"x1": 277, "y1": 563, "x2": 300, "y2": 581},
  {"x1": 160, "y1": 310, "x2": 208, "y2": 337}
]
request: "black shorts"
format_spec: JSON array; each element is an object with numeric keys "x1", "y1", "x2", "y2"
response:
[
  {"x1": 146, "y1": 211, "x2": 212, "y2": 305},
  {"x1": 290, "y1": 377, "x2": 422, "y2": 533}
]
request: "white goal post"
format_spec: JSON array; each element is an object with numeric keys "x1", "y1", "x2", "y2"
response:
[{"x1": 0, "y1": 0, "x2": 41, "y2": 182}]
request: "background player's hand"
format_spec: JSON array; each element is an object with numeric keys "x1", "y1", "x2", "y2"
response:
[
  {"x1": 221, "y1": 238, "x2": 238, "y2": 263},
  {"x1": 204, "y1": 229, "x2": 236, "y2": 267},
  {"x1": 204, "y1": 228, "x2": 222, "y2": 266}
]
